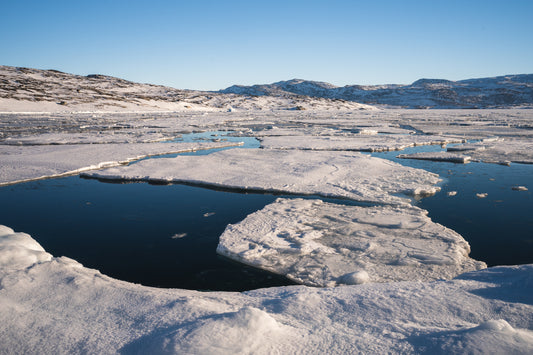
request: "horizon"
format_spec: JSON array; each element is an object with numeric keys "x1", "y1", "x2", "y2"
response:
[{"x1": 1, "y1": 0, "x2": 533, "y2": 91}]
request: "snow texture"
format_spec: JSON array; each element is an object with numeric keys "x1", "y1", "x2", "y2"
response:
[
  {"x1": 217, "y1": 198, "x2": 486, "y2": 287},
  {"x1": 397, "y1": 151, "x2": 472, "y2": 163},
  {"x1": 0, "y1": 141, "x2": 241, "y2": 186},
  {"x1": 0, "y1": 225, "x2": 531, "y2": 354},
  {"x1": 84, "y1": 149, "x2": 442, "y2": 205},
  {"x1": 259, "y1": 134, "x2": 466, "y2": 152}
]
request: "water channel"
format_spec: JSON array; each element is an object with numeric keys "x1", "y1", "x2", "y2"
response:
[{"x1": 1, "y1": 132, "x2": 531, "y2": 290}]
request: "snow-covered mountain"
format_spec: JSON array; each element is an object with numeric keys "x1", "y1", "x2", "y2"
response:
[
  {"x1": 221, "y1": 75, "x2": 533, "y2": 108},
  {"x1": 0, "y1": 66, "x2": 372, "y2": 112}
]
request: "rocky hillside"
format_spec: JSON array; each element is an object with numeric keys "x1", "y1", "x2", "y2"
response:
[
  {"x1": 221, "y1": 75, "x2": 533, "y2": 108},
  {"x1": 0, "y1": 66, "x2": 372, "y2": 112}
]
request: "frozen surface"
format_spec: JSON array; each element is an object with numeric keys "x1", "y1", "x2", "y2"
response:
[
  {"x1": 397, "y1": 151, "x2": 472, "y2": 163},
  {"x1": 0, "y1": 225, "x2": 532, "y2": 354},
  {"x1": 466, "y1": 138, "x2": 533, "y2": 165},
  {"x1": 259, "y1": 134, "x2": 465, "y2": 152},
  {"x1": 217, "y1": 198, "x2": 486, "y2": 287},
  {"x1": 85, "y1": 149, "x2": 441, "y2": 205},
  {"x1": 0, "y1": 141, "x2": 241, "y2": 185}
]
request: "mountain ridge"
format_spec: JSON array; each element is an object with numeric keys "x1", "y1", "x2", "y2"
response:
[{"x1": 221, "y1": 74, "x2": 533, "y2": 108}]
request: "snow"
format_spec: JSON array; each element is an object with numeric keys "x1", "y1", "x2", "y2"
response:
[
  {"x1": 84, "y1": 148, "x2": 442, "y2": 205},
  {"x1": 0, "y1": 225, "x2": 532, "y2": 354},
  {"x1": 259, "y1": 134, "x2": 466, "y2": 152},
  {"x1": 1, "y1": 71, "x2": 533, "y2": 353},
  {"x1": 0, "y1": 141, "x2": 242, "y2": 186},
  {"x1": 466, "y1": 138, "x2": 533, "y2": 165},
  {"x1": 397, "y1": 151, "x2": 472, "y2": 163},
  {"x1": 0, "y1": 226, "x2": 52, "y2": 271},
  {"x1": 217, "y1": 198, "x2": 485, "y2": 287}
]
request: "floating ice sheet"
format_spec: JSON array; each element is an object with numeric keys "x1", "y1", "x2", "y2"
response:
[
  {"x1": 217, "y1": 198, "x2": 486, "y2": 286},
  {"x1": 85, "y1": 149, "x2": 442, "y2": 205},
  {"x1": 259, "y1": 134, "x2": 465, "y2": 152},
  {"x1": 397, "y1": 151, "x2": 472, "y2": 163},
  {"x1": 0, "y1": 141, "x2": 241, "y2": 185}
]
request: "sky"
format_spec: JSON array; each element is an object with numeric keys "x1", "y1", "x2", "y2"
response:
[{"x1": 1, "y1": 0, "x2": 532, "y2": 90}]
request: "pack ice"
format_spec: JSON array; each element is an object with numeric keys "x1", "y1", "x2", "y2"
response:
[
  {"x1": 217, "y1": 198, "x2": 486, "y2": 287},
  {"x1": 85, "y1": 149, "x2": 441, "y2": 205}
]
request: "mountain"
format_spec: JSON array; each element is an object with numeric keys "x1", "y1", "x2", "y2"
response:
[
  {"x1": 0, "y1": 66, "x2": 372, "y2": 112},
  {"x1": 221, "y1": 75, "x2": 533, "y2": 109}
]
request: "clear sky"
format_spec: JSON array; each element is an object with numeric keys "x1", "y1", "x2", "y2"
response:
[{"x1": 1, "y1": 0, "x2": 532, "y2": 90}]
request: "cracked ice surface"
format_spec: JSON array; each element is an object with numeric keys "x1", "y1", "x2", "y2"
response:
[
  {"x1": 0, "y1": 225, "x2": 532, "y2": 354},
  {"x1": 217, "y1": 198, "x2": 486, "y2": 287},
  {"x1": 85, "y1": 149, "x2": 441, "y2": 205}
]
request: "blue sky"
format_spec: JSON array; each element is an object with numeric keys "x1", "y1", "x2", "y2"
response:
[{"x1": 1, "y1": 0, "x2": 532, "y2": 90}]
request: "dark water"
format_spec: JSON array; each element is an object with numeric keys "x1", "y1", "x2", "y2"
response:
[
  {"x1": 371, "y1": 146, "x2": 533, "y2": 266},
  {"x1": 0, "y1": 176, "x2": 298, "y2": 291},
  {"x1": 1, "y1": 133, "x2": 531, "y2": 291}
]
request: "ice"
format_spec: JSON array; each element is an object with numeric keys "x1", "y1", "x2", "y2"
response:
[
  {"x1": 397, "y1": 151, "x2": 472, "y2": 163},
  {"x1": 84, "y1": 148, "x2": 442, "y2": 205},
  {"x1": 0, "y1": 141, "x2": 242, "y2": 185},
  {"x1": 0, "y1": 226, "x2": 52, "y2": 271},
  {"x1": 259, "y1": 134, "x2": 466, "y2": 152},
  {"x1": 512, "y1": 186, "x2": 528, "y2": 191},
  {"x1": 414, "y1": 320, "x2": 533, "y2": 354},
  {"x1": 467, "y1": 138, "x2": 533, "y2": 165},
  {"x1": 217, "y1": 198, "x2": 486, "y2": 286},
  {"x1": 0, "y1": 224, "x2": 531, "y2": 354}
]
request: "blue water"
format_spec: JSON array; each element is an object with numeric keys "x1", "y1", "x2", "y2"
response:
[
  {"x1": 1, "y1": 132, "x2": 531, "y2": 291},
  {"x1": 0, "y1": 176, "x2": 298, "y2": 290},
  {"x1": 371, "y1": 146, "x2": 533, "y2": 266}
]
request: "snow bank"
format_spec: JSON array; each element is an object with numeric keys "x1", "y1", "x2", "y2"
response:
[
  {"x1": 0, "y1": 226, "x2": 52, "y2": 272},
  {"x1": 397, "y1": 151, "x2": 472, "y2": 163},
  {"x1": 0, "y1": 141, "x2": 242, "y2": 185},
  {"x1": 84, "y1": 149, "x2": 441, "y2": 205},
  {"x1": 217, "y1": 198, "x2": 486, "y2": 286},
  {"x1": 0, "y1": 225, "x2": 531, "y2": 354}
]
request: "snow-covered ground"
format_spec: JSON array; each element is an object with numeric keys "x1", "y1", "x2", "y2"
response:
[
  {"x1": 0, "y1": 225, "x2": 531, "y2": 354},
  {"x1": 1, "y1": 84, "x2": 533, "y2": 354}
]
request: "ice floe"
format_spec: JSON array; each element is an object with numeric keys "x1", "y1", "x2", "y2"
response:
[
  {"x1": 0, "y1": 225, "x2": 531, "y2": 354},
  {"x1": 84, "y1": 149, "x2": 442, "y2": 205},
  {"x1": 217, "y1": 198, "x2": 486, "y2": 286},
  {"x1": 0, "y1": 141, "x2": 242, "y2": 185},
  {"x1": 259, "y1": 134, "x2": 466, "y2": 152},
  {"x1": 397, "y1": 151, "x2": 472, "y2": 164}
]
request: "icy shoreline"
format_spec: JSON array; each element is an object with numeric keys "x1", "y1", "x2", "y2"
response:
[{"x1": 0, "y1": 225, "x2": 531, "y2": 354}]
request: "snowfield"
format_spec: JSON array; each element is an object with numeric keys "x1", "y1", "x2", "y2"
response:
[
  {"x1": 1, "y1": 67, "x2": 533, "y2": 353},
  {"x1": 0, "y1": 226, "x2": 531, "y2": 354}
]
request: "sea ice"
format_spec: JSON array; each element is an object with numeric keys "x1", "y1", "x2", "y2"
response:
[
  {"x1": 0, "y1": 141, "x2": 242, "y2": 185},
  {"x1": 217, "y1": 198, "x2": 486, "y2": 286},
  {"x1": 84, "y1": 149, "x2": 442, "y2": 205},
  {"x1": 0, "y1": 224, "x2": 531, "y2": 354},
  {"x1": 259, "y1": 134, "x2": 466, "y2": 152},
  {"x1": 397, "y1": 151, "x2": 472, "y2": 164}
]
